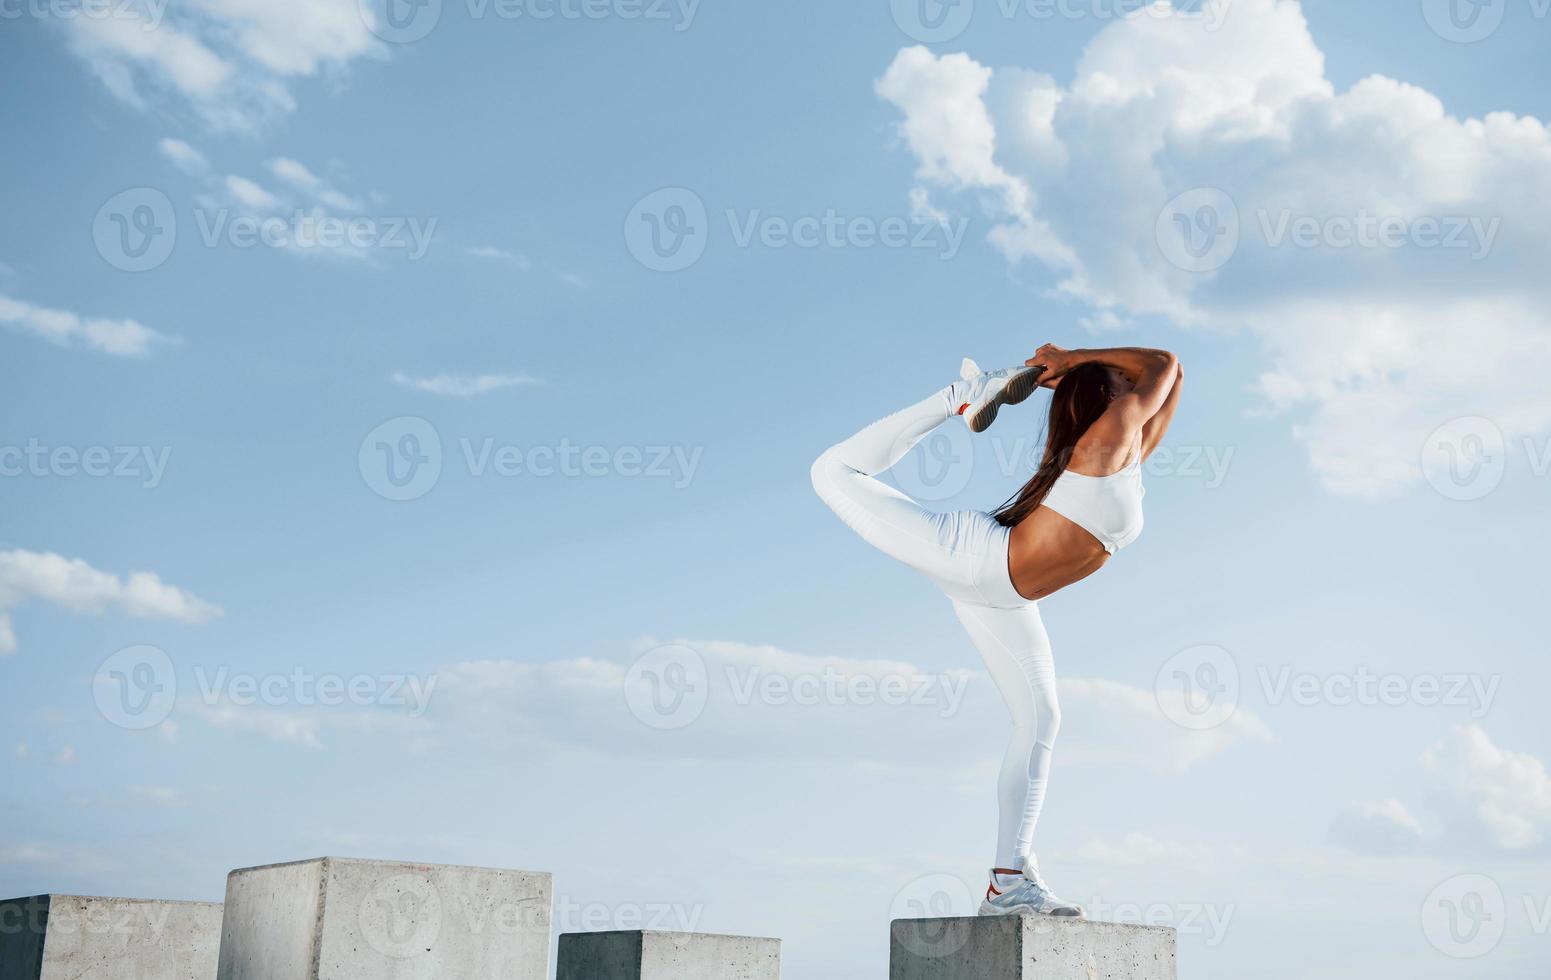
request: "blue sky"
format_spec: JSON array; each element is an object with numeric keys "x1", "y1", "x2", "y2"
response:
[{"x1": 2, "y1": 0, "x2": 1550, "y2": 977}]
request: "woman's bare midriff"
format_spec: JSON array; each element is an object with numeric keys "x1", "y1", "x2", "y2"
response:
[{"x1": 1006, "y1": 507, "x2": 1111, "y2": 600}]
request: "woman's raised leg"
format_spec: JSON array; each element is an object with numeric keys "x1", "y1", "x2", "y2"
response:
[{"x1": 809, "y1": 387, "x2": 965, "y2": 582}]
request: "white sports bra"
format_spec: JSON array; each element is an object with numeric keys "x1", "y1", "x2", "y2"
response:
[{"x1": 1042, "y1": 446, "x2": 1146, "y2": 555}]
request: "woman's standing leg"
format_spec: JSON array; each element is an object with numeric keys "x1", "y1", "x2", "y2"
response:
[{"x1": 951, "y1": 600, "x2": 1062, "y2": 871}]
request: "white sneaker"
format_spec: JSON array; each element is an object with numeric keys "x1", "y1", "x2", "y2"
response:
[
  {"x1": 952, "y1": 358, "x2": 1045, "y2": 434},
  {"x1": 978, "y1": 866, "x2": 1084, "y2": 918}
]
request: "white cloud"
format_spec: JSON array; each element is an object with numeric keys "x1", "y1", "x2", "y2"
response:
[
  {"x1": 391, "y1": 371, "x2": 542, "y2": 397},
  {"x1": 189, "y1": 699, "x2": 435, "y2": 748},
  {"x1": 223, "y1": 174, "x2": 280, "y2": 211},
  {"x1": 126, "y1": 785, "x2": 186, "y2": 808},
  {"x1": 61, "y1": 0, "x2": 381, "y2": 132},
  {"x1": 0, "y1": 292, "x2": 174, "y2": 357},
  {"x1": 1328, "y1": 799, "x2": 1427, "y2": 856},
  {"x1": 267, "y1": 156, "x2": 321, "y2": 191},
  {"x1": 0, "y1": 549, "x2": 221, "y2": 656},
  {"x1": 1061, "y1": 676, "x2": 1274, "y2": 771},
  {"x1": 1329, "y1": 727, "x2": 1551, "y2": 856},
  {"x1": 267, "y1": 158, "x2": 363, "y2": 211},
  {"x1": 875, "y1": 0, "x2": 1551, "y2": 496},
  {"x1": 157, "y1": 137, "x2": 208, "y2": 175},
  {"x1": 375, "y1": 640, "x2": 1269, "y2": 774},
  {"x1": 52, "y1": 746, "x2": 77, "y2": 766},
  {"x1": 468, "y1": 246, "x2": 533, "y2": 269},
  {"x1": 169, "y1": 148, "x2": 389, "y2": 262},
  {"x1": 1423, "y1": 724, "x2": 1551, "y2": 850}
]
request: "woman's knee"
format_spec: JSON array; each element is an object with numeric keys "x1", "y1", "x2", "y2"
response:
[
  {"x1": 810, "y1": 450, "x2": 844, "y2": 507},
  {"x1": 1036, "y1": 696, "x2": 1062, "y2": 745}
]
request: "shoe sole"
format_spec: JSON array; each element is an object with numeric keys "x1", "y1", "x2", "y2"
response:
[{"x1": 968, "y1": 367, "x2": 1045, "y2": 434}]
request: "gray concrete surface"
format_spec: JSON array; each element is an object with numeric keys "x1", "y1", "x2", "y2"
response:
[
  {"x1": 0, "y1": 894, "x2": 222, "y2": 980},
  {"x1": 557, "y1": 930, "x2": 780, "y2": 980},
  {"x1": 216, "y1": 856, "x2": 551, "y2": 980},
  {"x1": 890, "y1": 916, "x2": 1175, "y2": 980}
]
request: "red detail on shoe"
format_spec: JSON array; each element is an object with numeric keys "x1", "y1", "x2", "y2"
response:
[
  {"x1": 987, "y1": 883, "x2": 1001, "y2": 898},
  {"x1": 957, "y1": 402, "x2": 971, "y2": 416}
]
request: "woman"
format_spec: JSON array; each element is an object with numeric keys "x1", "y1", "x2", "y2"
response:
[{"x1": 810, "y1": 344, "x2": 1182, "y2": 918}]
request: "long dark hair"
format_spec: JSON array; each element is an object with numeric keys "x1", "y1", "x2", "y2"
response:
[{"x1": 993, "y1": 362, "x2": 1116, "y2": 528}]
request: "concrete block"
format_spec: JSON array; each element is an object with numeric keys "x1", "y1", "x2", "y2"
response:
[
  {"x1": 216, "y1": 857, "x2": 551, "y2": 980},
  {"x1": 0, "y1": 894, "x2": 222, "y2": 980},
  {"x1": 557, "y1": 930, "x2": 780, "y2": 980},
  {"x1": 890, "y1": 916, "x2": 1175, "y2": 980}
]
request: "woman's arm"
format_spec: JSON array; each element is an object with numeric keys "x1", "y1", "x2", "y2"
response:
[
  {"x1": 1028, "y1": 345, "x2": 1176, "y2": 391},
  {"x1": 1140, "y1": 360, "x2": 1183, "y2": 460},
  {"x1": 1029, "y1": 344, "x2": 1182, "y2": 463}
]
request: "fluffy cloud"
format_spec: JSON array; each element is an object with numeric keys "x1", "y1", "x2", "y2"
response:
[
  {"x1": 0, "y1": 293, "x2": 174, "y2": 357},
  {"x1": 164, "y1": 141, "x2": 405, "y2": 262},
  {"x1": 156, "y1": 137, "x2": 208, "y2": 175},
  {"x1": 1423, "y1": 724, "x2": 1551, "y2": 850},
  {"x1": 0, "y1": 549, "x2": 221, "y2": 655},
  {"x1": 1331, "y1": 726, "x2": 1551, "y2": 856},
  {"x1": 61, "y1": 0, "x2": 381, "y2": 131},
  {"x1": 267, "y1": 639, "x2": 1272, "y2": 773},
  {"x1": 1062, "y1": 676, "x2": 1273, "y2": 771},
  {"x1": 876, "y1": 0, "x2": 1551, "y2": 496},
  {"x1": 1328, "y1": 799, "x2": 1427, "y2": 855}
]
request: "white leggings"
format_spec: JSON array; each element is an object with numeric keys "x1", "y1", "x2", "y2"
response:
[{"x1": 810, "y1": 386, "x2": 1061, "y2": 871}]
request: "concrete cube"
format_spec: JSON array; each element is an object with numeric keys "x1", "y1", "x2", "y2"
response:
[
  {"x1": 889, "y1": 916, "x2": 1175, "y2": 980},
  {"x1": 557, "y1": 930, "x2": 780, "y2": 980},
  {"x1": 0, "y1": 894, "x2": 222, "y2": 980},
  {"x1": 216, "y1": 857, "x2": 551, "y2": 980}
]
